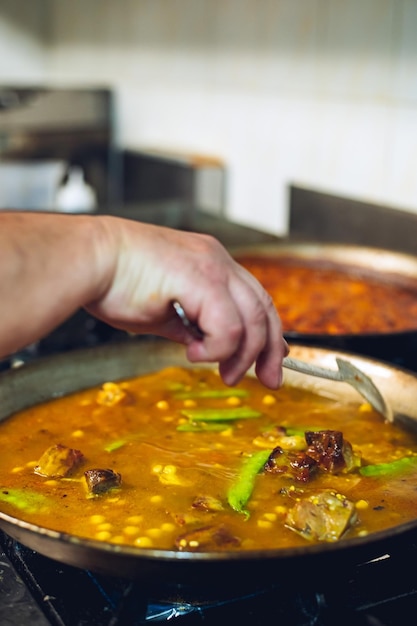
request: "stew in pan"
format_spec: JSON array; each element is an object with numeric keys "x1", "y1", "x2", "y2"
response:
[
  {"x1": 1, "y1": 365, "x2": 417, "y2": 553},
  {"x1": 235, "y1": 254, "x2": 417, "y2": 335}
]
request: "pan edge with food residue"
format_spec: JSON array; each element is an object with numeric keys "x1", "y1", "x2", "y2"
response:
[{"x1": 1, "y1": 340, "x2": 417, "y2": 587}]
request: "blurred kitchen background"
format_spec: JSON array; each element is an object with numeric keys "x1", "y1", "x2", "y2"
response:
[{"x1": 0, "y1": 0, "x2": 416, "y2": 238}]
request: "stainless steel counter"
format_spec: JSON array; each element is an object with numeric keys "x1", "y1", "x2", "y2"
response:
[
  {"x1": 289, "y1": 186, "x2": 417, "y2": 255},
  {"x1": 100, "y1": 201, "x2": 282, "y2": 249},
  {"x1": 104, "y1": 190, "x2": 417, "y2": 256}
]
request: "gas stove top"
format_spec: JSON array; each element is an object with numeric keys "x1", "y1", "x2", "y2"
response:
[{"x1": 2, "y1": 527, "x2": 417, "y2": 625}]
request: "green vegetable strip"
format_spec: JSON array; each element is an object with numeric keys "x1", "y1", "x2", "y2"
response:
[
  {"x1": 359, "y1": 455, "x2": 417, "y2": 477},
  {"x1": 0, "y1": 487, "x2": 51, "y2": 513},
  {"x1": 177, "y1": 422, "x2": 232, "y2": 432},
  {"x1": 104, "y1": 439, "x2": 127, "y2": 452},
  {"x1": 180, "y1": 407, "x2": 262, "y2": 422},
  {"x1": 285, "y1": 426, "x2": 326, "y2": 437},
  {"x1": 174, "y1": 389, "x2": 249, "y2": 399},
  {"x1": 227, "y1": 449, "x2": 272, "y2": 517}
]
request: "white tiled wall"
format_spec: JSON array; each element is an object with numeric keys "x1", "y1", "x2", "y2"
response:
[
  {"x1": 1, "y1": 0, "x2": 417, "y2": 235},
  {"x1": 0, "y1": 1, "x2": 47, "y2": 81}
]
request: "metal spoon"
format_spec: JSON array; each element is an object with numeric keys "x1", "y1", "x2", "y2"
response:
[
  {"x1": 282, "y1": 355, "x2": 392, "y2": 422},
  {"x1": 172, "y1": 301, "x2": 392, "y2": 422}
]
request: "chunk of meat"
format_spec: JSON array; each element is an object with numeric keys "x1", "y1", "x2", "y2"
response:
[
  {"x1": 175, "y1": 524, "x2": 241, "y2": 551},
  {"x1": 96, "y1": 382, "x2": 128, "y2": 407},
  {"x1": 264, "y1": 446, "x2": 318, "y2": 482},
  {"x1": 153, "y1": 464, "x2": 191, "y2": 486},
  {"x1": 84, "y1": 468, "x2": 122, "y2": 494},
  {"x1": 253, "y1": 425, "x2": 307, "y2": 451},
  {"x1": 34, "y1": 444, "x2": 84, "y2": 478},
  {"x1": 192, "y1": 495, "x2": 224, "y2": 512},
  {"x1": 285, "y1": 490, "x2": 358, "y2": 542},
  {"x1": 305, "y1": 430, "x2": 361, "y2": 473}
]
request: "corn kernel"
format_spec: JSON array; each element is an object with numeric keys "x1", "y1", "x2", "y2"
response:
[
  {"x1": 226, "y1": 396, "x2": 242, "y2": 406},
  {"x1": 156, "y1": 400, "x2": 169, "y2": 410},
  {"x1": 111, "y1": 535, "x2": 125, "y2": 544},
  {"x1": 127, "y1": 515, "x2": 143, "y2": 525},
  {"x1": 263, "y1": 512, "x2": 277, "y2": 522},
  {"x1": 134, "y1": 536, "x2": 153, "y2": 547},
  {"x1": 262, "y1": 394, "x2": 277, "y2": 405},
  {"x1": 11, "y1": 466, "x2": 24, "y2": 473},
  {"x1": 90, "y1": 515, "x2": 106, "y2": 524},
  {"x1": 257, "y1": 520, "x2": 273, "y2": 529},
  {"x1": 95, "y1": 531, "x2": 112, "y2": 541},
  {"x1": 183, "y1": 399, "x2": 196, "y2": 408},
  {"x1": 147, "y1": 528, "x2": 162, "y2": 539},
  {"x1": 44, "y1": 479, "x2": 59, "y2": 486},
  {"x1": 124, "y1": 525, "x2": 140, "y2": 536},
  {"x1": 161, "y1": 522, "x2": 176, "y2": 532},
  {"x1": 150, "y1": 495, "x2": 163, "y2": 504},
  {"x1": 274, "y1": 505, "x2": 287, "y2": 515},
  {"x1": 355, "y1": 499, "x2": 369, "y2": 510},
  {"x1": 71, "y1": 429, "x2": 84, "y2": 438}
]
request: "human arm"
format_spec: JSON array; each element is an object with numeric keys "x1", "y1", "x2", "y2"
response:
[{"x1": 0, "y1": 211, "x2": 287, "y2": 388}]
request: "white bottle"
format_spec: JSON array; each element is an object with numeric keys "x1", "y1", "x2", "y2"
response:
[{"x1": 55, "y1": 166, "x2": 97, "y2": 213}]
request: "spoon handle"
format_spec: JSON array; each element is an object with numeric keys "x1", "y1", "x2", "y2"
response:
[{"x1": 283, "y1": 356, "x2": 344, "y2": 382}]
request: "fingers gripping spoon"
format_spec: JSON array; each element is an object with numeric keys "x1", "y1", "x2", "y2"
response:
[{"x1": 172, "y1": 301, "x2": 392, "y2": 423}]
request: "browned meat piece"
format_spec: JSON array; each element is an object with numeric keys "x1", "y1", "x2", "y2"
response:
[
  {"x1": 305, "y1": 430, "x2": 361, "y2": 473},
  {"x1": 34, "y1": 444, "x2": 84, "y2": 478},
  {"x1": 285, "y1": 489, "x2": 358, "y2": 542},
  {"x1": 172, "y1": 512, "x2": 201, "y2": 526},
  {"x1": 339, "y1": 438, "x2": 362, "y2": 472},
  {"x1": 84, "y1": 468, "x2": 122, "y2": 494},
  {"x1": 264, "y1": 446, "x2": 318, "y2": 482},
  {"x1": 175, "y1": 524, "x2": 241, "y2": 551},
  {"x1": 192, "y1": 495, "x2": 224, "y2": 512}
]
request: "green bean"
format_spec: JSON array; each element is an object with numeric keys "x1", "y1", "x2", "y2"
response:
[
  {"x1": 180, "y1": 406, "x2": 262, "y2": 422},
  {"x1": 359, "y1": 455, "x2": 417, "y2": 477},
  {"x1": 177, "y1": 422, "x2": 233, "y2": 432},
  {"x1": 0, "y1": 487, "x2": 51, "y2": 513},
  {"x1": 104, "y1": 439, "x2": 126, "y2": 452},
  {"x1": 227, "y1": 449, "x2": 272, "y2": 517}
]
